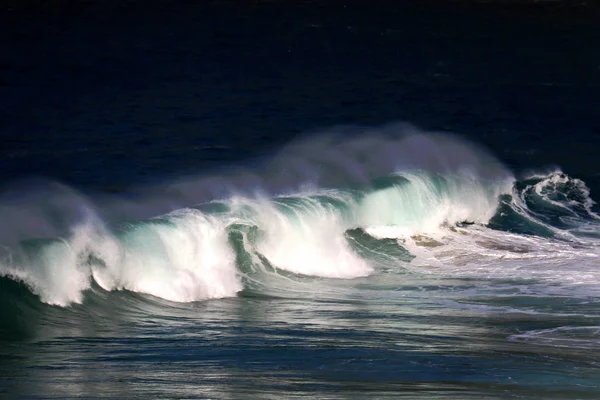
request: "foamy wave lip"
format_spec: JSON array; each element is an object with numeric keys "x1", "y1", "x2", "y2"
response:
[
  {"x1": 360, "y1": 171, "x2": 512, "y2": 237},
  {"x1": 230, "y1": 195, "x2": 373, "y2": 279},
  {"x1": 91, "y1": 209, "x2": 243, "y2": 303},
  {"x1": 0, "y1": 210, "x2": 244, "y2": 306},
  {"x1": 1, "y1": 243, "x2": 92, "y2": 306}
]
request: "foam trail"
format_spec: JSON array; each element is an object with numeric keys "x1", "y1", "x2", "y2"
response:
[{"x1": 393, "y1": 169, "x2": 600, "y2": 298}]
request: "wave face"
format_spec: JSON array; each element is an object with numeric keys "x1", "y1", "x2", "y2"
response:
[{"x1": 1, "y1": 125, "x2": 599, "y2": 311}]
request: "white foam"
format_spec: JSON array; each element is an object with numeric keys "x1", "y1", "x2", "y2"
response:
[
  {"x1": 230, "y1": 194, "x2": 373, "y2": 279},
  {"x1": 1, "y1": 240, "x2": 91, "y2": 306},
  {"x1": 91, "y1": 209, "x2": 242, "y2": 303},
  {"x1": 8, "y1": 153, "x2": 600, "y2": 307},
  {"x1": 360, "y1": 171, "x2": 512, "y2": 236},
  {"x1": 400, "y1": 223, "x2": 600, "y2": 298},
  {"x1": 0, "y1": 209, "x2": 243, "y2": 305}
]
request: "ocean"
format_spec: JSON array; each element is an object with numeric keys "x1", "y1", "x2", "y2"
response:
[{"x1": 1, "y1": 0, "x2": 599, "y2": 398}]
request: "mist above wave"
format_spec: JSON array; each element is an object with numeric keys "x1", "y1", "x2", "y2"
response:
[{"x1": 0, "y1": 123, "x2": 516, "y2": 305}]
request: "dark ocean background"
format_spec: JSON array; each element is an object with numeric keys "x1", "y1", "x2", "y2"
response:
[{"x1": 1, "y1": 0, "x2": 600, "y2": 398}]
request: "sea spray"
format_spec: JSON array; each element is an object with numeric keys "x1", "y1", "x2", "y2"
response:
[
  {"x1": 0, "y1": 126, "x2": 520, "y2": 305},
  {"x1": 231, "y1": 193, "x2": 372, "y2": 278},
  {"x1": 91, "y1": 209, "x2": 242, "y2": 303},
  {"x1": 359, "y1": 171, "x2": 511, "y2": 235}
]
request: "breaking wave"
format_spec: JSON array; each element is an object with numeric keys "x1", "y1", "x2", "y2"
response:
[{"x1": 1, "y1": 124, "x2": 598, "y2": 311}]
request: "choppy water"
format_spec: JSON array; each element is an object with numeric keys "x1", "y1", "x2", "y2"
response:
[{"x1": 1, "y1": 1, "x2": 599, "y2": 399}]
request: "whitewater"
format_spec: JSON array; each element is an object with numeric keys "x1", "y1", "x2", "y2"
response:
[
  {"x1": 1, "y1": 126, "x2": 599, "y2": 398},
  {"x1": 2, "y1": 0, "x2": 598, "y2": 395},
  {"x1": 1, "y1": 125, "x2": 599, "y2": 304}
]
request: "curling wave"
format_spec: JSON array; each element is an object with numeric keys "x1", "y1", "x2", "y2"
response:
[
  {"x1": 0, "y1": 168, "x2": 510, "y2": 306},
  {"x1": 2, "y1": 125, "x2": 599, "y2": 310}
]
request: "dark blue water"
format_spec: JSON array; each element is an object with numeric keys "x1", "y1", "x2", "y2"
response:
[{"x1": 1, "y1": 1, "x2": 600, "y2": 398}]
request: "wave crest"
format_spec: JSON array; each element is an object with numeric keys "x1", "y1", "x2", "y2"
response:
[{"x1": 0, "y1": 125, "x2": 514, "y2": 306}]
